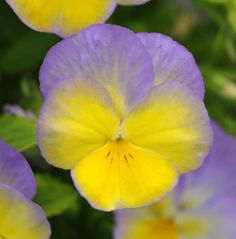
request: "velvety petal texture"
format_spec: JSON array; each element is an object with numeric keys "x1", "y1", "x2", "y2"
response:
[
  {"x1": 123, "y1": 82, "x2": 212, "y2": 173},
  {"x1": 0, "y1": 140, "x2": 36, "y2": 199},
  {"x1": 39, "y1": 24, "x2": 154, "y2": 114},
  {"x1": 72, "y1": 141, "x2": 177, "y2": 211},
  {"x1": 114, "y1": 123, "x2": 236, "y2": 239},
  {"x1": 37, "y1": 24, "x2": 212, "y2": 211},
  {"x1": 38, "y1": 77, "x2": 121, "y2": 170},
  {"x1": 5, "y1": 0, "x2": 116, "y2": 37},
  {"x1": 0, "y1": 184, "x2": 51, "y2": 239},
  {"x1": 138, "y1": 33, "x2": 204, "y2": 99}
]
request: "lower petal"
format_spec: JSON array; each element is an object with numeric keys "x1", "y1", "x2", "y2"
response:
[{"x1": 71, "y1": 140, "x2": 177, "y2": 211}]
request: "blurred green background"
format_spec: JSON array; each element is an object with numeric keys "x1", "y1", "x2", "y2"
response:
[{"x1": 0, "y1": 0, "x2": 236, "y2": 238}]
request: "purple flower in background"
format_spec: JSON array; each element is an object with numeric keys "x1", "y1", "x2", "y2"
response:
[
  {"x1": 37, "y1": 24, "x2": 212, "y2": 211},
  {"x1": 114, "y1": 122, "x2": 236, "y2": 239},
  {"x1": 4, "y1": 104, "x2": 34, "y2": 119},
  {"x1": 0, "y1": 141, "x2": 51, "y2": 239}
]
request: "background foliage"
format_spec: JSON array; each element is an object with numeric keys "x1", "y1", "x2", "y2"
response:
[{"x1": 0, "y1": 0, "x2": 236, "y2": 238}]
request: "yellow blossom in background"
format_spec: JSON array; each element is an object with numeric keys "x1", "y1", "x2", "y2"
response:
[{"x1": 5, "y1": 0, "x2": 151, "y2": 37}]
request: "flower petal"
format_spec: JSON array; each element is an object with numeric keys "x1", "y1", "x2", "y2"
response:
[
  {"x1": 174, "y1": 122, "x2": 236, "y2": 210},
  {"x1": 115, "y1": 218, "x2": 177, "y2": 239},
  {"x1": 177, "y1": 193, "x2": 236, "y2": 239},
  {"x1": 117, "y1": 0, "x2": 150, "y2": 5},
  {"x1": 39, "y1": 24, "x2": 154, "y2": 114},
  {"x1": 123, "y1": 82, "x2": 212, "y2": 173},
  {"x1": 114, "y1": 197, "x2": 177, "y2": 239},
  {"x1": 71, "y1": 140, "x2": 177, "y2": 211},
  {"x1": 0, "y1": 141, "x2": 36, "y2": 199},
  {"x1": 37, "y1": 77, "x2": 121, "y2": 170},
  {"x1": 138, "y1": 33, "x2": 204, "y2": 99},
  {"x1": 0, "y1": 184, "x2": 51, "y2": 239},
  {"x1": 5, "y1": 0, "x2": 116, "y2": 37}
]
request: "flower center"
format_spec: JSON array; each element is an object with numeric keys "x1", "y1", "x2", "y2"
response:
[
  {"x1": 152, "y1": 219, "x2": 178, "y2": 239},
  {"x1": 105, "y1": 140, "x2": 134, "y2": 167},
  {"x1": 131, "y1": 219, "x2": 178, "y2": 239}
]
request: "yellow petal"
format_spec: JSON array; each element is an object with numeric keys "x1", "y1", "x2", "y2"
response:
[
  {"x1": 123, "y1": 83, "x2": 212, "y2": 173},
  {"x1": 37, "y1": 77, "x2": 120, "y2": 169},
  {"x1": 120, "y1": 219, "x2": 178, "y2": 239},
  {"x1": 71, "y1": 140, "x2": 177, "y2": 211},
  {"x1": 6, "y1": 0, "x2": 115, "y2": 37},
  {"x1": 0, "y1": 185, "x2": 50, "y2": 239}
]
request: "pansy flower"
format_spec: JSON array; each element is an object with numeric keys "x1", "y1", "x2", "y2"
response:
[
  {"x1": 5, "y1": 0, "x2": 150, "y2": 37},
  {"x1": 0, "y1": 141, "x2": 51, "y2": 239},
  {"x1": 114, "y1": 122, "x2": 236, "y2": 239},
  {"x1": 37, "y1": 24, "x2": 212, "y2": 211}
]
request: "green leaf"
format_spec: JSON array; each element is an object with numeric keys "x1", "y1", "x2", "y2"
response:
[
  {"x1": 0, "y1": 114, "x2": 36, "y2": 151},
  {"x1": 34, "y1": 174, "x2": 79, "y2": 218},
  {"x1": 0, "y1": 33, "x2": 58, "y2": 74}
]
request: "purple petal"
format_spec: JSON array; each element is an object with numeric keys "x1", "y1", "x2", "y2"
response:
[
  {"x1": 178, "y1": 192, "x2": 236, "y2": 239},
  {"x1": 0, "y1": 140, "x2": 36, "y2": 199},
  {"x1": 174, "y1": 121, "x2": 236, "y2": 210},
  {"x1": 40, "y1": 24, "x2": 154, "y2": 113},
  {"x1": 138, "y1": 33, "x2": 204, "y2": 99},
  {"x1": 4, "y1": 104, "x2": 35, "y2": 119}
]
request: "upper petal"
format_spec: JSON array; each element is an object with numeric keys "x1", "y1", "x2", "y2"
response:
[
  {"x1": 5, "y1": 0, "x2": 116, "y2": 37},
  {"x1": 117, "y1": 0, "x2": 151, "y2": 5},
  {"x1": 37, "y1": 77, "x2": 121, "y2": 170},
  {"x1": 0, "y1": 141, "x2": 36, "y2": 199},
  {"x1": 39, "y1": 24, "x2": 154, "y2": 115},
  {"x1": 0, "y1": 184, "x2": 51, "y2": 239},
  {"x1": 123, "y1": 82, "x2": 212, "y2": 173},
  {"x1": 138, "y1": 33, "x2": 204, "y2": 99}
]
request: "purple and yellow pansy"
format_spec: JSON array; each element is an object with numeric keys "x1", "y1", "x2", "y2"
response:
[
  {"x1": 0, "y1": 141, "x2": 51, "y2": 239},
  {"x1": 37, "y1": 24, "x2": 212, "y2": 211}
]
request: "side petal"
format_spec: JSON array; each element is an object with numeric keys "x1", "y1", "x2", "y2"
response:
[
  {"x1": 138, "y1": 33, "x2": 204, "y2": 99},
  {"x1": 123, "y1": 82, "x2": 212, "y2": 174},
  {"x1": 0, "y1": 141, "x2": 36, "y2": 199},
  {"x1": 117, "y1": 0, "x2": 151, "y2": 5},
  {"x1": 5, "y1": 0, "x2": 116, "y2": 37},
  {"x1": 71, "y1": 141, "x2": 177, "y2": 211},
  {"x1": 37, "y1": 77, "x2": 121, "y2": 170},
  {"x1": 39, "y1": 24, "x2": 154, "y2": 114},
  {"x1": 0, "y1": 184, "x2": 51, "y2": 239}
]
